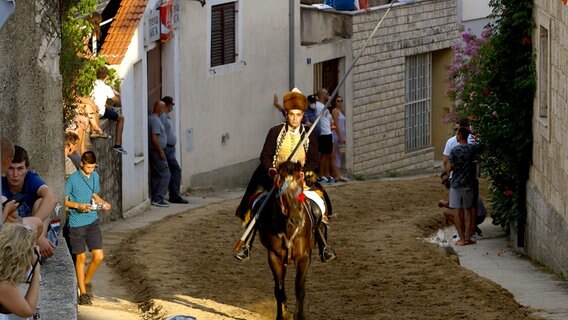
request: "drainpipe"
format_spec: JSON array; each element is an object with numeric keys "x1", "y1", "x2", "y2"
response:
[{"x1": 289, "y1": 0, "x2": 295, "y2": 90}]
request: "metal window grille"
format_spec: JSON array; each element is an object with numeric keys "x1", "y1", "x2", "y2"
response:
[
  {"x1": 404, "y1": 53, "x2": 431, "y2": 152},
  {"x1": 211, "y1": 2, "x2": 236, "y2": 67}
]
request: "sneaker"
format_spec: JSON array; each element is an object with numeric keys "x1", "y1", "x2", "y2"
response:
[
  {"x1": 112, "y1": 145, "x2": 127, "y2": 155},
  {"x1": 78, "y1": 293, "x2": 92, "y2": 306},
  {"x1": 169, "y1": 197, "x2": 189, "y2": 204},
  {"x1": 326, "y1": 176, "x2": 336, "y2": 183},
  {"x1": 452, "y1": 233, "x2": 460, "y2": 244},
  {"x1": 317, "y1": 176, "x2": 329, "y2": 183},
  {"x1": 234, "y1": 245, "x2": 251, "y2": 261},
  {"x1": 151, "y1": 200, "x2": 169, "y2": 207}
]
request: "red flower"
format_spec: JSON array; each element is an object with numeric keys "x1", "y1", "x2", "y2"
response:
[
  {"x1": 521, "y1": 36, "x2": 531, "y2": 46},
  {"x1": 503, "y1": 190, "x2": 514, "y2": 197},
  {"x1": 482, "y1": 87, "x2": 491, "y2": 97}
]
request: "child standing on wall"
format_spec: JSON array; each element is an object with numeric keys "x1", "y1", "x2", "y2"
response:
[{"x1": 65, "y1": 151, "x2": 111, "y2": 305}]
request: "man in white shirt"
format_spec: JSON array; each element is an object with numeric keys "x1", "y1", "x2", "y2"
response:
[{"x1": 91, "y1": 66, "x2": 127, "y2": 154}]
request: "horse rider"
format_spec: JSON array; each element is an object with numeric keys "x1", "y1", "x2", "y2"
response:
[{"x1": 234, "y1": 88, "x2": 337, "y2": 262}]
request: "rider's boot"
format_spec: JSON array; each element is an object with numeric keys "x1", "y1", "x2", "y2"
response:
[
  {"x1": 316, "y1": 223, "x2": 336, "y2": 262},
  {"x1": 235, "y1": 229, "x2": 256, "y2": 261}
]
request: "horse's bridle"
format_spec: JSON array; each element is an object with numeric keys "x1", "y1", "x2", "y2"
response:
[{"x1": 275, "y1": 172, "x2": 307, "y2": 262}]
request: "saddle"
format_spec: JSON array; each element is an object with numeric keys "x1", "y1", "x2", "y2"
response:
[{"x1": 244, "y1": 189, "x2": 327, "y2": 229}]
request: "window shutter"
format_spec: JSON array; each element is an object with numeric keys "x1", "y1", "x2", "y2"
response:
[{"x1": 211, "y1": 2, "x2": 236, "y2": 67}]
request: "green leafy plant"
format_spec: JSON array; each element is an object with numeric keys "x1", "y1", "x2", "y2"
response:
[
  {"x1": 60, "y1": 0, "x2": 114, "y2": 127},
  {"x1": 448, "y1": 0, "x2": 535, "y2": 231}
]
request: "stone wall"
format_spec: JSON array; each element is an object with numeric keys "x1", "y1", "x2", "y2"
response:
[
  {"x1": 526, "y1": 183, "x2": 568, "y2": 275},
  {"x1": 526, "y1": 1, "x2": 568, "y2": 277},
  {"x1": 350, "y1": 0, "x2": 459, "y2": 175},
  {"x1": 0, "y1": 0, "x2": 77, "y2": 319},
  {"x1": 0, "y1": 0, "x2": 64, "y2": 200},
  {"x1": 90, "y1": 119, "x2": 123, "y2": 222}
]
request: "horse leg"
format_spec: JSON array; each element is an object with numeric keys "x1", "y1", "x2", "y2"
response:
[
  {"x1": 268, "y1": 252, "x2": 288, "y2": 320},
  {"x1": 295, "y1": 255, "x2": 310, "y2": 320}
]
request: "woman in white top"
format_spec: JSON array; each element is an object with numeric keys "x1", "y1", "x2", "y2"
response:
[{"x1": 331, "y1": 96, "x2": 347, "y2": 181}]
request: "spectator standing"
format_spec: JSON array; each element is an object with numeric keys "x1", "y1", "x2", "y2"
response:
[
  {"x1": 1, "y1": 146, "x2": 58, "y2": 258},
  {"x1": 65, "y1": 151, "x2": 111, "y2": 305},
  {"x1": 149, "y1": 100, "x2": 171, "y2": 207},
  {"x1": 64, "y1": 132, "x2": 80, "y2": 179},
  {"x1": 302, "y1": 94, "x2": 321, "y2": 135},
  {"x1": 90, "y1": 66, "x2": 127, "y2": 154},
  {"x1": 446, "y1": 127, "x2": 483, "y2": 246},
  {"x1": 330, "y1": 95, "x2": 347, "y2": 181},
  {"x1": 160, "y1": 96, "x2": 188, "y2": 204},
  {"x1": 0, "y1": 223, "x2": 41, "y2": 319},
  {"x1": 315, "y1": 88, "x2": 335, "y2": 183}
]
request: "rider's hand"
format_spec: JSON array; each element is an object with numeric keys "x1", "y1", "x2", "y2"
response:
[{"x1": 268, "y1": 168, "x2": 278, "y2": 180}]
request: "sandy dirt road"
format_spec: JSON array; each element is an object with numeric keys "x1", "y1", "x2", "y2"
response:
[{"x1": 108, "y1": 176, "x2": 535, "y2": 320}]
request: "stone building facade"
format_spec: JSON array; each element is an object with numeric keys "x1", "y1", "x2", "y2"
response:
[
  {"x1": 349, "y1": 1, "x2": 460, "y2": 175},
  {"x1": 527, "y1": 0, "x2": 568, "y2": 276}
]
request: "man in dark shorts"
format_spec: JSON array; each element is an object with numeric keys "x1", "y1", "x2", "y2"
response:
[
  {"x1": 65, "y1": 151, "x2": 112, "y2": 305},
  {"x1": 91, "y1": 66, "x2": 127, "y2": 154}
]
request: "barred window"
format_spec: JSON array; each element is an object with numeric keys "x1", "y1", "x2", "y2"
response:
[{"x1": 404, "y1": 53, "x2": 431, "y2": 152}]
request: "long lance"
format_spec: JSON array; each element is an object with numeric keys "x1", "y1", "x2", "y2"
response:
[{"x1": 234, "y1": 1, "x2": 396, "y2": 252}]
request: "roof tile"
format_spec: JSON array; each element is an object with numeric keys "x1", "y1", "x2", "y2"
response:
[{"x1": 100, "y1": 0, "x2": 148, "y2": 65}]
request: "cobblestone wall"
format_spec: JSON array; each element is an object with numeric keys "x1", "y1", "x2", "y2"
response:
[{"x1": 350, "y1": 0, "x2": 459, "y2": 175}]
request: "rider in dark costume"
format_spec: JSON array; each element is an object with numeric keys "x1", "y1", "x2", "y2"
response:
[{"x1": 234, "y1": 88, "x2": 337, "y2": 262}]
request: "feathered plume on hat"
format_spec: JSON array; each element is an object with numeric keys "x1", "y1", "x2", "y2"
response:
[{"x1": 282, "y1": 88, "x2": 308, "y2": 112}]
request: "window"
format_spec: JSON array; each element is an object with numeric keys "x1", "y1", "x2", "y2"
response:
[
  {"x1": 211, "y1": 1, "x2": 236, "y2": 68},
  {"x1": 538, "y1": 25, "x2": 549, "y2": 120},
  {"x1": 404, "y1": 53, "x2": 431, "y2": 152}
]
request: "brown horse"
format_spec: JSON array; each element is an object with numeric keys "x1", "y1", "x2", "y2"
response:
[{"x1": 257, "y1": 161, "x2": 316, "y2": 320}]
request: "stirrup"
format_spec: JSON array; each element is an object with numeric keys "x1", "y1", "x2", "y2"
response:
[
  {"x1": 234, "y1": 245, "x2": 251, "y2": 261},
  {"x1": 320, "y1": 246, "x2": 337, "y2": 262}
]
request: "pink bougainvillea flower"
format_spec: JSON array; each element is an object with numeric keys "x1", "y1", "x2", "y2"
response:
[{"x1": 503, "y1": 190, "x2": 514, "y2": 197}]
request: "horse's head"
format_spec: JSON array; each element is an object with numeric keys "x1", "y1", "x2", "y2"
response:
[{"x1": 274, "y1": 161, "x2": 307, "y2": 231}]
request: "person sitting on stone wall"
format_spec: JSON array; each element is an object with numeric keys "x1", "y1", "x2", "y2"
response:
[
  {"x1": 1, "y1": 145, "x2": 58, "y2": 258},
  {"x1": 91, "y1": 66, "x2": 126, "y2": 155}
]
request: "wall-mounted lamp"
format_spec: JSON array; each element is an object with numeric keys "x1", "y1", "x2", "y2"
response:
[{"x1": 190, "y1": 0, "x2": 206, "y2": 7}]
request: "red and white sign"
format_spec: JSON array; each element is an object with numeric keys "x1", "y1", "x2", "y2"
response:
[{"x1": 160, "y1": 0, "x2": 173, "y2": 42}]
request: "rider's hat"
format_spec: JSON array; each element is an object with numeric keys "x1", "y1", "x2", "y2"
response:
[{"x1": 283, "y1": 88, "x2": 308, "y2": 112}]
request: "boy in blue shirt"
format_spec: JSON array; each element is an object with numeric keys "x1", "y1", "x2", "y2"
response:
[{"x1": 65, "y1": 151, "x2": 111, "y2": 305}]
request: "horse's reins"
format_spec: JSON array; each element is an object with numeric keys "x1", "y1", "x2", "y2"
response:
[
  {"x1": 275, "y1": 176, "x2": 307, "y2": 263},
  {"x1": 234, "y1": 1, "x2": 397, "y2": 253}
]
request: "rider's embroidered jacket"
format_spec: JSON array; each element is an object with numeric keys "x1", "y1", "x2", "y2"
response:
[{"x1": 260, "y1": 123, "x2": 319, "y2": 173}]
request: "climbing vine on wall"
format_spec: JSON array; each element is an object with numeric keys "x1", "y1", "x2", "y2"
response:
[
  {"x1": 60, "y1": 0, "x2": 108, "y2": 127},
  {"x1": 448, "y1": 0, "x2": 536, "y2": 231}
]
